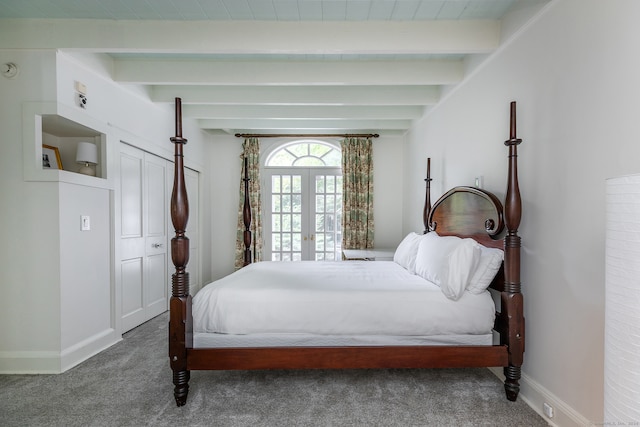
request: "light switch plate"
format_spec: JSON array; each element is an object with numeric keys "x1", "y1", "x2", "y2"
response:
[
  {"x1": 81, "y1": 215, "x2": 90, "y2": 231},
  {"x1": 74, "y1": 80, "x2": 87, "y2": 95}
]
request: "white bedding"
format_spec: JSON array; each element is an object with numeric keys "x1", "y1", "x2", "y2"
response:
[{"x1": 193, "y1": 261, "x2": 496, "y2": 339}]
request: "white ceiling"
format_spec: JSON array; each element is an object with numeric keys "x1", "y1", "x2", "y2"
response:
[{"x1": 0, "y1": 0, "x2": 551, "y2": 136}]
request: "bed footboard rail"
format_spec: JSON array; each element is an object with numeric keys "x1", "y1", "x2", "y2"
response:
[{"x1": 186, "y1": 346, "x2": 509, "y2": 371}]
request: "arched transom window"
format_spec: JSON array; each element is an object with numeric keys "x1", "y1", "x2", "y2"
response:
[{"x1": 266, "y1": 141, "x2": 341, "y2": 167}]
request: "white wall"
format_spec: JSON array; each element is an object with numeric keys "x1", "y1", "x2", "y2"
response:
[
  {"x1": 0, "y1": 48, "x2": 212, "y2": 373},
  {"x1": 372, "y1": 135, "x2": 405, "y2": 248},
  {"x1": 56, "y1": 51, "x2": 208, "y2": 165},
  {"x1": 208, "y1": 134, "x2": 243, "y2": 281},
  {"x1": 59, "y1": 183, "x2": 111, "y2": 355},
  {"x1": 405, "y1": 0, "x2": 640, "y2": 424},
  {"x1": 0, "y1": 50, "x2": 62, "y2": 371}
]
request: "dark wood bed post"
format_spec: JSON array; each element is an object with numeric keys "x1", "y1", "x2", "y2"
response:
[
  {"x1": 242, "y1": 156, "x2": 252, "y2": 266},
  {"x1": 168, "y1": 97, "x2": 192, "y2": 406},
  {"x1": 423, "y1": 157, "x2": 432, "y2": 234},
  {"x1": 502, "y1": 101, "x2": 524, "y2": 401}
]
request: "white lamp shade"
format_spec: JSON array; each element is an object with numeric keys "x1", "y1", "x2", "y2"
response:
[
  {"x1": 605, "y1": 174, "x2": 640, "y2": 422},
  {"x1": 76, "y1": 142, "x2": 98, "y2": 165}
]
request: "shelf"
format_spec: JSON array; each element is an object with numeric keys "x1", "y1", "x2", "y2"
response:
[
  {"x1": 23, "y1": 102, "x2": 111, "y2": 189},
  {"x1": 42, "y1": 115, "x2": 103, "y2": 177}
]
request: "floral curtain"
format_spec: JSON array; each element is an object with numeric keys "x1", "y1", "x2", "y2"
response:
[
  {"x1": 235, "y1": 138, "x2": 263, "y2": 269},
  {"x1": 341, "y1": 137, "x2": 374, "y2": 249}
]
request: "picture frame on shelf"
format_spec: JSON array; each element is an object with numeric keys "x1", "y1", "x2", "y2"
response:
[{"x1": 42, "y1": 144, "x2": 63, "y2": 170}]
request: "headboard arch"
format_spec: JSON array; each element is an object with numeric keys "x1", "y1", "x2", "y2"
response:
[{"x1": 427, "y1": 186, "x2": 505, "y2": 249}]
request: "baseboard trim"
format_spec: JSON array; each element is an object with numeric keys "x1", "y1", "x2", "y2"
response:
[
  {"x1": 61, "y1": 328, "x2": 122, "y2": 372},
  {"x1": 0, "y1": 351, "x2": 62, "y2": 374},
  {"x1": 0, "y1": 329, "x2": 121, "y2": 374},
  {"x1": 489, "y1": 367, "x2": 593, "y2": 426}
]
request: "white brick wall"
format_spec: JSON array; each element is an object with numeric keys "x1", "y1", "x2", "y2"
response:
[{"x1": 605, "y1": 174, "x2": 640, "y2": 422}]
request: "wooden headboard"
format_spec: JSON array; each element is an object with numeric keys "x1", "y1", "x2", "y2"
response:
[
  {"x1": 427, "y1": 186, "x2": 505, "y2": 249},
  {"x1": 424, "y1": 186, "x2": 507, "y2": 295}
]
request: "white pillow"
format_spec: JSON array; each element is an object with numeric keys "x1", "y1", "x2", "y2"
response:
[
  {"x1": 415, "y1": 233, "x2": 481, "y2": 300},
  {"x1": 393, "y1": 232, "x2": 423, "y2": 274},
  {"x1": 467, "y1": 246, "x2": 504, "y2": 294}
]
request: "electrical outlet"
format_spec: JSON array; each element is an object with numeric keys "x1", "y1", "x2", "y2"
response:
[{"x1": 543, "y1": 402, "x2": 554, "y2": 418}]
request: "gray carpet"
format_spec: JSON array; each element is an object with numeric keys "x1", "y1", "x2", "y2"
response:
[{"x1": 1, "y1": 313, "x2": 548, "y2": 426}]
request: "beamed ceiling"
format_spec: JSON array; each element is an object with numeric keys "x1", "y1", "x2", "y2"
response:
[{"x1": 0, "y1": 0, "x2": 551, "y2": 136}]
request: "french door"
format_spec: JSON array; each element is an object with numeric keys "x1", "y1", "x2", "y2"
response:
[{"x1": 264, "y1": 168, "x2": 342, "y2": 261}]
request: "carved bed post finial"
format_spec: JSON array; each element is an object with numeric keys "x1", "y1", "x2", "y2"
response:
[
  {"x1": 423, "y1": 157, "x2": 433, "y2": 234},
  {"x1": 168, "y1": 97, "x2": 192, "y2": 406},
  {"x1": 502, "y1": 101, "x2": 524, "y2": 401},
  {"x1": 243, "y1": 156, "x2": 253, "y2": 266}
]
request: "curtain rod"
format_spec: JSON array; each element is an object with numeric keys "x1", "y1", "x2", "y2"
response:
[{"x1": 235, "y1": 133, "x2": 380, "y2": 139}]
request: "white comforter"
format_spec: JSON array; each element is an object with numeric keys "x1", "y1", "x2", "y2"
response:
[{"x1": 193, "y1": 261, "x2": 495, "y2": 336}]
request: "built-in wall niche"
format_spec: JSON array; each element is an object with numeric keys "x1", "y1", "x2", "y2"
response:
[{"x1": 41, "y1": 114, "x2": 105, "y2": 178}]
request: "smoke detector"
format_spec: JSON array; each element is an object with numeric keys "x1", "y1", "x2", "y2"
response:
[{"x1": 2, "y1": 63, "x2": 18, "y2": 79}]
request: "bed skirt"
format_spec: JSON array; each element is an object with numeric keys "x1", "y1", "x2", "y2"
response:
[{"x1": 194, "y1": 332, "x2": 494, "y2": 348}]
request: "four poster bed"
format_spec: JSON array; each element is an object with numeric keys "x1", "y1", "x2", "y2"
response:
[{"x1": 168, "y1": 100, "x2": 525, "y2": 407}]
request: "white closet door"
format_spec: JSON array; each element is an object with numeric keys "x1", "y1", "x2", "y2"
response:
[
  {"x1": 144, "y1": 153, "x2": 168, "y2": 319},
  {"x1": 119, "y1": 144, "x2": 146, "y2": 332},
  {"x1": 119, "y1": 143, "x2": 168, "y2": 332}
]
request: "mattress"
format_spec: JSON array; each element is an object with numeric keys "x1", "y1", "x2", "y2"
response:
[{"x1": 192, "y1": 261, "x2": 496, "y2": 347}]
